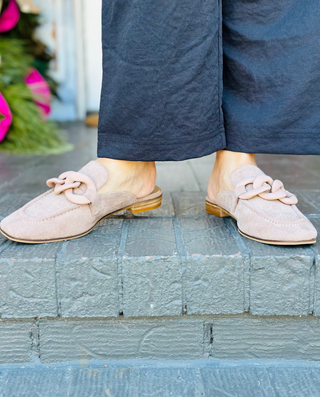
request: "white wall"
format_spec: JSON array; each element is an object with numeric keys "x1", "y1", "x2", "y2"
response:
[
  {"x1": 34, "y1": 0, "x2": 78, "y2": 120},
  {"x1": 33, "y1": 0, "x2": 103, "y2": 120},
  {"x1": 83, "y1": 0, "x2": 103, "y2": 112}
]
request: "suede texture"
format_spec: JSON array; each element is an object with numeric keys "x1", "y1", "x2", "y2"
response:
[
  {"x1": 209, "y1": 164, "x2": 317, "y2": 243},
  {"x1": 0, "y1": 161, "x2": 162, "y2": 241}
]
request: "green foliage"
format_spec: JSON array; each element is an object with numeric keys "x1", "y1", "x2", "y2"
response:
[
  {"x1": 0, "y1": 39, "x2": 32, "y2": 90},
  {"x1": 0, "y1": 38, "x2": 73, "y2": 155},
  {"x1": 2, "y1": 10, "x2": 58, "y2": 95},
  {"x1": 0, "y1": 84, "x2": 73, "y2": 154}
]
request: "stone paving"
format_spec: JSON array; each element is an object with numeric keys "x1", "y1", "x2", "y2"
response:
[
  {"x1": 1, "y1": 123, "x2": 320, "y2": 364},
  {"x1": 2, "y1": 359, "x2": 320, "y2": 397}
]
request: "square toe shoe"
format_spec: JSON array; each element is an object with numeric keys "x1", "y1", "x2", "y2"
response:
[
  {"x1": 0, "y1": 161, "x2": 162, "y2": 244},
  {"x1": 206, "y1": 164, "x2": 317, "y2": 245}
]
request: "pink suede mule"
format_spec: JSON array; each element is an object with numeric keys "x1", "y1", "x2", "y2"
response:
[
  {"x1": 0, "y1": 161, "x2": 162, "y2": 244},
  {"x1": 206, "y1": 164, "x2": 317, "y2": 245}
]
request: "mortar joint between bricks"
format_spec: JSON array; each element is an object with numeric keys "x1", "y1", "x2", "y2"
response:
[
  {"x1": 311, "y1": 252, "x2": 316, "y2": 315},
  {"x1": 209, "y1": 320, "x2": 215, "y2": 357},
  {"x1": 0, "y1": 240, "x2": 13, "y2": 256},
  {"x1": 117, "y1": 259, "x2": 124, "y2": 314},
  {"x1": 54, "y1": 242, "x2": 67, "y2": 317},
  {"x1": 307, "y1": 246, "x2": 317, "y2": 315},
  {"x1": 117, "y1": 220, "x2": 129, "y2": 314},
  {"x1": 170, "y1": 192, "x2": 180, "y2": 217},
  {"x1": 172, "y1": 218, "x2": 187, "y2": 261},
  {"x1": 36, "y1": 319, "x2": 40, "y2": 358},
  {"x1": 29, "y1": 318, "x2": 40, "y2": 360},
  {"x1": 203, "y1": 320, "x2": 214, "y2": 357},
  {"x1": 223, "y1": 218, "x2": 251, "y2": 259},
  {"x1": 171, "y1": 215, "x2": 188, "y2": 314},
  {"x1": 223, "y1": 218, "x2": 252, "y2": 313}
]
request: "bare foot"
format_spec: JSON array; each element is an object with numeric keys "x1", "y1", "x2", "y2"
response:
[
  {"x1": 207, "y1": 150, "x2": 257, "y2": 202},
  {"x1": 96, "y1": 158, "x2": 156, "y2": 199}
]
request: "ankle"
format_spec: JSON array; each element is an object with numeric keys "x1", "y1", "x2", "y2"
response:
[
  {"x1": 96, "y1": 158, "x2": 156, "y2": 198},
  {"x1": 97, "y1": 157, "x2": 155, "y2": 175},
  {"x1": 207, "y1": 151, "x2": 257, "y2": 201},
  {"x1": 215, "y1": 150, "x2": 256, "y2": 170}
]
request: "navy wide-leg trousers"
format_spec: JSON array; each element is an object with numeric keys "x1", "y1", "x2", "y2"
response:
[{"x1": 97, "y1": 0, "x2": 320, "y2": 161}]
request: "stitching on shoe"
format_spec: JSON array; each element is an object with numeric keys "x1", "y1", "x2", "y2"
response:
[
  {"x1": 22, "y1": 189, "x2": 53, "y2": 209},
  {"x1": 19, "y1": 206, "x2": 82, "y2": 223},
  {"x1": 240, "y1": 201, "x2": 306, "y2": 225}
]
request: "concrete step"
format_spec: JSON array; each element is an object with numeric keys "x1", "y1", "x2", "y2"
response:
[
  {"x1": 1, "y1": 359, "x2": 320, "y2": 397},
  {"x1": 0, "y1": 192, "x2": 320, "y2": 320},
  {"x1": 0, "y1": 192, "x2": 320, "y2": 364},
  {"x1": 1, "y1": 124, "x2": 320, "y2": 366},
  {"x1": 4, "y1": 314, "x2": 320, "y2": 364}
]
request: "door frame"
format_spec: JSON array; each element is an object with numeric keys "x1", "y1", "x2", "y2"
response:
[{"x1": 73, "y1": 0, "x2": 87, "y2": 119}]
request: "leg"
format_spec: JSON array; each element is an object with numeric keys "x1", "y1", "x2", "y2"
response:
[
  {"x1": 96, "y1": 158, "x2": 156, "y2": 198},
  {"x1": 97, "y1": 0, "x2": 225, "y2": 197},
  {"x1": 98, "y1": 0, "x2": 225, "y2": 197},
  {"x1": 208, "y1": 0, "x2": 320, "y2": 201},
  {"x1": 0, "y1": 0, "x2": 226, "y2": 243},
  {"x1": 207, "y1": 0, "x2": 318, "y2": 244},
  {"x1": 222, "y1": 0, "x2": 320, "y2": 155},
  {"x1": 97, "y1": 0, "x2": 224, "y2": 162},
  {"x1": 207, "y1": 151, "x2": 256, "y2": 201}
]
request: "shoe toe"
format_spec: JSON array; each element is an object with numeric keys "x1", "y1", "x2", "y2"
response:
[
  {"x1": 0, "y1": 192, "x2": 90, "y2": 242},
  {"x1": 0, "y1": 210, "x2": 28, "y2": 241},
  {"x1": 237, "y1": 201, "x2": 317, "y2": 244},
  {"x1": 291, "y1": 218, "x2": 317, "y2": 243}
]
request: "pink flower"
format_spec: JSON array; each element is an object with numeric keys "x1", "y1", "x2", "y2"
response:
[
  {"x1": 0, "y1": 0, "x2": 20, "y2": 33},
  {"x1": 25, "y1": 68, "x2": 52, "y2": 120},
  {"x1": 0, "y1": 93, "x2": 13, "y2": 142}
]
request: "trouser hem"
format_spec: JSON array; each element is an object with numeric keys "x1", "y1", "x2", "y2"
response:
[
  {"x1": 225, "y1": 130, "x2": 320, "y2": 155},
  {"x1": 97, "y1": 128, "x2": 226, "y2": 161}
]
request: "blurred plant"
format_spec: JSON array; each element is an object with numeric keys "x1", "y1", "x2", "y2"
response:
[
  {"x1": 0, "y1": 0, "x2": 72, "y2": 154},
  {"x1": 1, "y1": 0, "x2": 57, "y2": 94},
  {"x1": 0, "y1": 0, "x2": 20, "y2": 33}
]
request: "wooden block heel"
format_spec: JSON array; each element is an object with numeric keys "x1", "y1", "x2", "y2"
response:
[
  {"x1": 206, "y1": 201, "x2": 230, "y2": 218},
  {"x1": 128, "y1": 196, "x2": 162, "y2": 214}
]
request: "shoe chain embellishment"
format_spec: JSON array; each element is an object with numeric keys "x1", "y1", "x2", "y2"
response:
[
  {"x1": 46, "y1": 171, "x2": 96, "y2": 205},
  {"x1": 236, "y1": 175, "x2": 298, "y2": 205}
]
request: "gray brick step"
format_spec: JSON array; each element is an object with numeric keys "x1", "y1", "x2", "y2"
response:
[
  {"x1": 1, "y1": 192, "x2": 320, "y2": 364},
  {"x1": 1, "y1": 359, "x2": 320, "y2": 397},
  {"x1": 0, "y1": 192, "x2": 320, "y2": 319},
  {"x1": 2, "y1": 315, "x2": 320, "y2": 364},
  {"x1": 1, "y1": 125, "x2": 320, "y2": 366}
]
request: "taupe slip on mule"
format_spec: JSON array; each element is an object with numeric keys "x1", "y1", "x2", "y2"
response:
[
  {"x1": 0, "y1": 161, "x2": 316, "y2": 246},
  {"x1": 0, "y1": 161, "x2": 162, "y2": 244},
  {"x1": 206, "y1": 164, "x2": 317, "y2": 245}
]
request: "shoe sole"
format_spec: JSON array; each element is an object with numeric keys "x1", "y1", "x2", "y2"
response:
[
  {"x1": 206, "y1": 200, "x2": 316, "y2": 246},
  {"x1": 0, "y1": 195, "x2": 162, "y2": 244}
]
